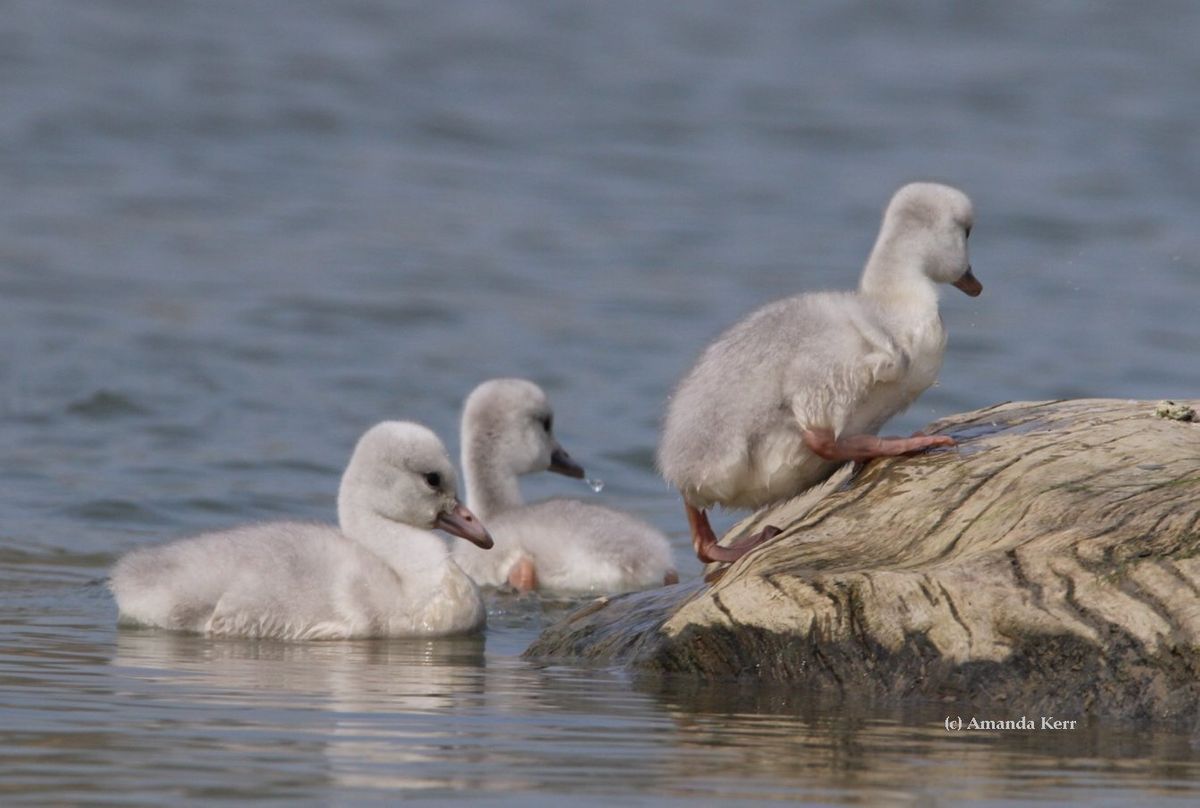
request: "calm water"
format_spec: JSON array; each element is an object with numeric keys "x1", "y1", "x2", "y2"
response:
[{"x1": 3, "y1": 1, "x2": 1199, "y2": 803}]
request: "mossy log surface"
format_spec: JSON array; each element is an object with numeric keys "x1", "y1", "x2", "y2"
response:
[{"x1": 525, "y1": 399, "x2": 1200, "y2": 719}]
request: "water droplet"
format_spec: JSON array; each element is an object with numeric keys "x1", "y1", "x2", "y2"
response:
[{"x1": 585, "y1": 477, "x2": 605, "y2": 493}]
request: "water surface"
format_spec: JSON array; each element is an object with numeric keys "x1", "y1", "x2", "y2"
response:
[{"x1": 3, "y1": 1, "x2": 1199, "y2": 803}]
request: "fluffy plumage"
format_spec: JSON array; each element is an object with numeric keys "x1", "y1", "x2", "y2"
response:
[
  {"x1": 659, "y1": 182, "x2": 979, "y2": 512},
  {"x1": 109, "y1": 422, "x2": 491, "y2": 639},
  {"x1": 455, "y1": 378, "x2": 677, "y2": 595}
]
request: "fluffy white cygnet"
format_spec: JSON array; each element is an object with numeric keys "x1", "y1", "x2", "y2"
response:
[
  {"x1": 659, "y1": 182, "x2": 982, "y2": 563},
  {"x1": 109, "y1": 421, "x2": 494, "y2": 639},
  {"x1": 453, "y1": 378, "x2": 677, "y2": 596}
]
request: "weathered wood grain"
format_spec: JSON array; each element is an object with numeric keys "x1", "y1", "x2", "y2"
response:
[{"x1": 525, "y1": 399, "x2": 1200, "y2": 719}]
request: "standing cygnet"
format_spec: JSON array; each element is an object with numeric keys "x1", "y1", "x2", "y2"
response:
[
  {"x1": 109, "y1": 422, "x2": 494, "y2": 639},
  {"x1": 454, "y1": 378, "x2": 677, "y2": 596},
  {"x1": 659, "y1": 182, "x2": 982, "y2": 564}
]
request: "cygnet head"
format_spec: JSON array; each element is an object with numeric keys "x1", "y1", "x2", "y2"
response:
[
  {"x1": 338, "y1": 421, "x2": 493, "y2": 548},
  {"x1": 864, "y1": 182, "x2": 981, "y2": 298},
  {"x1": 462, "y1": 379, "x2": 585, "y2": 479}
]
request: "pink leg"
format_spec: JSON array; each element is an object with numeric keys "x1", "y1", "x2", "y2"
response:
[
  {"x1": 802, "y1": 427, "x2": 955, "y2": 462},
  {"x1": 686, "y1": 504, "x2": 778, "y2": 565},
  {"x1": 507, "y1": 556, "x2": 538, "y2": 593}
]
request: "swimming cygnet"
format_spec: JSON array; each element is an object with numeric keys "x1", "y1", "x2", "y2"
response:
[
  {"x1": 109, "y1": 422, "x2": 494, "y2": 639},
  {"x1": 453, "y1": 378, "x2": 677, "y2": 596},
  {"x1": 659, "y1": 182, "x2": 982, "y2": 564}
]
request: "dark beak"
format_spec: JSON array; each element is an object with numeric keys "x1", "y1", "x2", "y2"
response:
[
  {"x1": 434, "y1": 501, "x2": 493, "y2": 549},
  {"x1": 952, "y1": 266, "x2": 982, "y2": 297},
  {"x1": 549, "y1": 444, "x2": 586, "y2": 479}
]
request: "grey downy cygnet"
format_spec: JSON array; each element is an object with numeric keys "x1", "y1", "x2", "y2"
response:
[
  {"x1": 110, "y1": 421, "x2": 493, "y2": 639},
  {"x1": 659, "y1": 182, "x2": 981, "y2": 564},
  {"x1": 455, "y1": 378, "x2": 677, "y2": 596}
]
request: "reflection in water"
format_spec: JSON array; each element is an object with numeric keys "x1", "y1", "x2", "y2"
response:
[
  {"x1": 110, "y1": 622, "x2": 678, "y2": 798},
  {"x1": 113, "y1": 630, "x2": 489, "y2": 711},
  {"x1": 4, "y1": 511, "x2": 1200, "y2": 802},
  {"x1": 97, "y1": 626, "x2": 1200, "y2": 804},
  {"x1": 113, "y1": 630, "x2": 494, "y2": 794},
  {"x1": 643, "y1": 679, "x2": 1200, "y2": 804},
  {"x1": 0, "y1": 574, "x2": 1198, "y2": 803}
]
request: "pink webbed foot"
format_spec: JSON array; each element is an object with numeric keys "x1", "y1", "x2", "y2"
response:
[
  {"x1": 507, "y1": 556, "x2": 538, "y2": 593},
  {"x1": 802, "y1": 427, "x2": 956, "y2": 462},
  {"x1": 686, "y1": 505, "x2": 778, "y2": 566}
]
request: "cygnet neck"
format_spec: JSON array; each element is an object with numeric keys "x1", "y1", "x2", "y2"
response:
[
  {"x1": 858, "y1": 226, "x2": 941, "y2": 318},
  {"x1": 461, "y1": 438, "x2": 524, "y2": 521},
  {"x1": 338, "y1": 498, "x2": 449, "y2": 586}
]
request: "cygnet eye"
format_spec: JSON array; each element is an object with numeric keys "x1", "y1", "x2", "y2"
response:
[
  {"x1": 965, "y1": 225, "x2": 972, "y2": 239},
  {"x1": 539, "y1": 415, "x2": 553, "y2": 433},
  {"x1": 423, "y1": 471, "x2": 441, "y2": 489}
]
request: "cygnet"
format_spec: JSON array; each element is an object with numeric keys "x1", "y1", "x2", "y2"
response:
[
  {"x1": 110, "y1": 421, "x2": 493, "y2": 639},
  {"x1": 454, "y1": 378, "x2": 677, "y2": 595},
  {"x1": 659, "y1": 182, "x2": 982, "y2": 564}
]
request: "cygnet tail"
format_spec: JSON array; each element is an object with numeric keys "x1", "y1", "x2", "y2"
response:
[{"x1": 109, "y1": 548, "x2": 215, "y2": 632}]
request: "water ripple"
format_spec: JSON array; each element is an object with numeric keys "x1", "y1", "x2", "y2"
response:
[{"x1": 65, "y1": 391, "x2": 150, "y2": 420}]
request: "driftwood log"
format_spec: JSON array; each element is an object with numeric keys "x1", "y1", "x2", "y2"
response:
[{"x1": 525, "y1": 399, "x2": 1200, "y2": 720}]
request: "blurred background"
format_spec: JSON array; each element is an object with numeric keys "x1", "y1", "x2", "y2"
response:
[
  {"x1": 2, "y1": 1, "x2": 1199, "y2": 801},
  {"x1": 2, "y1": 0, "x2": 1198, "y2": 560}
]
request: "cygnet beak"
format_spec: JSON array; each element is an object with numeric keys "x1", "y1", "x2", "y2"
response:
[
  {"x1": 952, "y1": 266, "x2": 982, "y2": 297},
  {"x1": 434, "y1": 501, "x2": 494, "y2": 549},
  {"x1": 549, "y1": 444, "x2": 586, "y2": 479}
]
